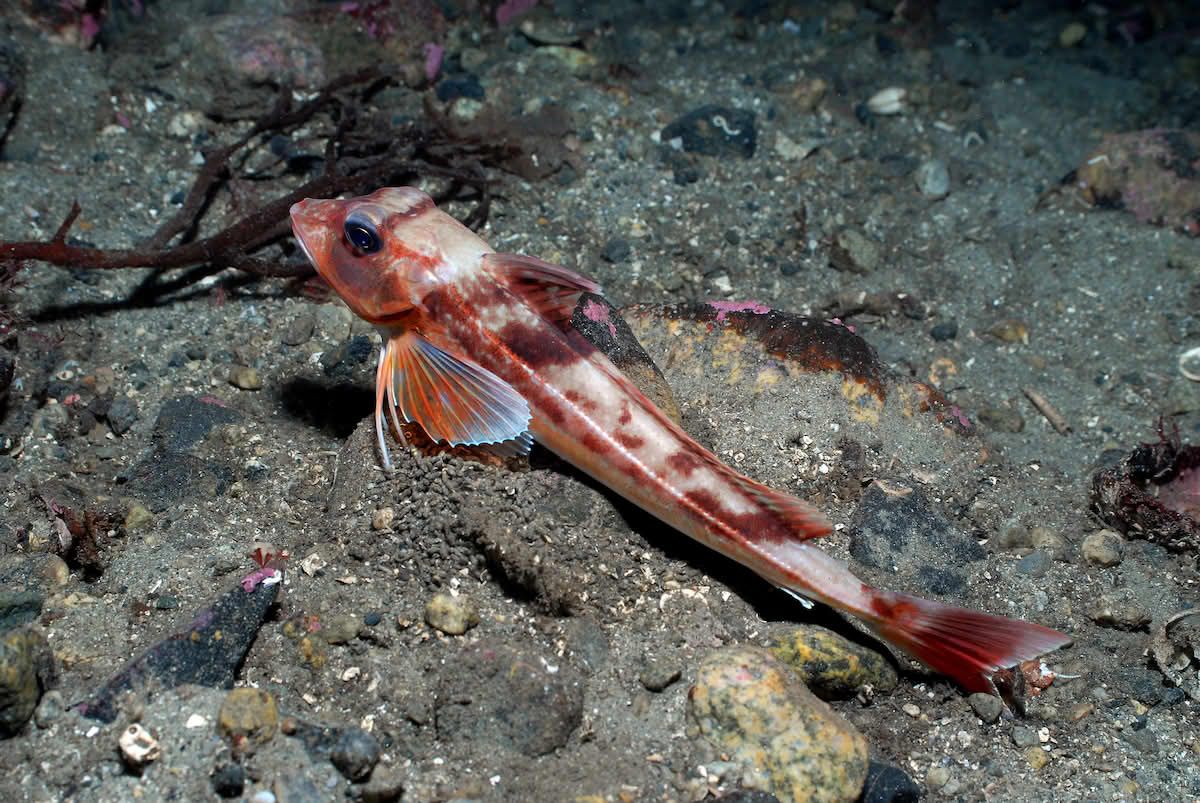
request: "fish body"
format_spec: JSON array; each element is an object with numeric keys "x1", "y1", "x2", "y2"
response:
[{"x1": 290, "y1": 187, "x2": 1071, "y2": 697}]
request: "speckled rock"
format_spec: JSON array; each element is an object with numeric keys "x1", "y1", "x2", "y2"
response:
[
  {"x1": 330, "y1": 726, "x2": 380, "y2": 782},
  {"x1": 687, "y1": 646, "x2": 869, "y2": 803},
  {"x1": 1081, "y1": 529, "x2": 1124, "y2": 567},
  {"x1": 769, "y1": 625, "x2": 897, "y2": 699},
  {"x1": 218, "y1": 687, "x2": 279, "y2": 749},
  {"x1": 424, "y1": 592, "x2": 479, "y2": 636}
]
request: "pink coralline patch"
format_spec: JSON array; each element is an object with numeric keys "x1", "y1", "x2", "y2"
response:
[
  {"x1": 583, "y1": 298, "x2": 617, "y2": 338},
  {"x1": 950, "y1": 405, "x2": 971, "y2": 430},
  {"x1": 828, "y1": 317, "x2": 856, "y2": 334},
  {"x1": 708, "y1": 300, "x2": 771, "y2": 322}
]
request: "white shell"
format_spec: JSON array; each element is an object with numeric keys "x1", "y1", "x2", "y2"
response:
[
  {"x1": 1179, "y1": 345, "x2": 1200, "y2": 382},
  {"x1": 867, "y1": 87, "x2": 906, "y2": 115},
  {"x1": 119, "y1": 723, "x2": 162, "y2": 766}
]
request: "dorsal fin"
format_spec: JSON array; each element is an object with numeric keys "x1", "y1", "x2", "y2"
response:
[{"x1": 483, "y1": 253, "x2": 604, "y2": 325}]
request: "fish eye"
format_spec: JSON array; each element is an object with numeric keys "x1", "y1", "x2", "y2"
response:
[{"x1": 343, "y1": 213, "x2": 382, "y2": 254}]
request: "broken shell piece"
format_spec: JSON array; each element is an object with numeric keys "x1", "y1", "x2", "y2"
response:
[
  {"x1": 1180, "y1": 345, "x2": 1200, "y2": 382},
  {"x1": 867, "y1": 87, "x2": 906, "y2": 115},
  {"x1": 119, "y1": 723, "x2": 161, "y2": 768}
]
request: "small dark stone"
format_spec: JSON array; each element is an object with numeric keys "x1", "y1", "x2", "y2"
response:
[
  {"x1": 436, "y1": 76, "x2": 485, "y2": 102},
  {"x1": 1131, "y1": 715, "x2": 1148, "y2": 731},
  {"x1": 930, "y1": 320, "x2": 958, "y2": 341},
  {"x1": 601, "y1": 238, "x2": 632, "y2": 263},
  {"x1": 1163, "y1": 687, "x2": 1186, "y2": 705},
  {"x1": 861, "y1": 760, "x2": 920, "y2": 803},
  {"x1": 330, "y1": 727, "x2": 381, "y2": 782},
  {"x1": 661, "y1": 105, "x2": 757, "y2": 158},
  {"x1": 363, "y1": 612, "x2": 382, "y2": 627},
  {"x1": 674, "y1": 165, "x2": 702, "y2": 185},
  {"x1": 167, "y1": 351, "x2": 187, "y2": 368},
  {"x1": 779, "y1": 261, "x2": 803, "y2": 276},
  {"x1": 211, "y1": 762, "x2": 245, "y2": 797},
  {"x1": 106, "y1": 397, "x2": 139, "y2": 436},
  {"x1": 185, "y1": 345, "x2": 207, "y2": 361},
  {"x1": 1016, "y1": 550, "x2": 1052, "y2": 577},
  {"x1": 154, "y1": 594, "x2": 179, "y2": 610},
  {"x1": 639, "y1": 653, "x2": 682, "y2": 692},
  {"x1": 724, "y1": 229, "x2": 741, "y2": 245},
  {"x1": 321, "y1": 335, "x2": 375, "y2": 379}
]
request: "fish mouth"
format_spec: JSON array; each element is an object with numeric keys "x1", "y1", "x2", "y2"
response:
[{"x1": 289, "y1": 200, "x2": 320, "y2": 267}]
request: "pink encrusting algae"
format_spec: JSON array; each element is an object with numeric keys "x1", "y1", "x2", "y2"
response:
[{"x1": 289, "y1": 187, "x2": 1072, "y2": 700}]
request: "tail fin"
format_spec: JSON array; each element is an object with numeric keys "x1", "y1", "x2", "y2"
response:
[{"x1": 864, "y1": 590, "x2": 1072, "y2": 695}]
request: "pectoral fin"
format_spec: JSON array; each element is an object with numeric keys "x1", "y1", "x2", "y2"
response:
[
  {"x1": 484, "y1": 252, "x2": 604, "y2": 325},
  {"x1": 386, "y1": 331, "x2": 532, "y2": 452}
]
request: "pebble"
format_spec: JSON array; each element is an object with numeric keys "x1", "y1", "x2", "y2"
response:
[
  {"x1": 828, "y1": 227, "x2": 881, "y2": 274},
  {"x1": 281, "y1": 306, "x2": 316, "y2": 346},
  {"x1": 925, "y1": 766, "x2": 950, "y2": 790},
  {"x1": 32, "y1": 689, "x2": 64, "y2": 728},
  {"x1": 211, "y1": 762, "x2": 245, "y2": 797},
  {"x1": 601, "y1": 237, "x2": 632, "y2": 263},
  {"x1": 1016, "y1": 550, "x2": 1052, "y2": 577},
  {"x1": 1030, "y1": 526, "x2": 1068, "y2": 561},
  {"x1": 424, "y1": 592, "x2": 480, "y2": 635},
  {"x1": 769, "y1": 625, "x2": 898, "y2": 699},
  {"x1": 861, "y1": 761, "x2": 920, "y2": 803},
  {"x1": 976, "y1": 405, "x2": 1025, "y2": 433},
  {"x1": 319, "y1": 613, "x2": 362, "y2": 645},
  {"x1": 330, "y1": 727, "x2": 380, "y2": 782},
  {"x1": 661, "y1": 105, "x2": 757, "y2": 158},
  {"x1": 1026, "y1": 747, "x2": 1050, "y2": 769},
  {"x1": 1012, "y1": 725, "x2": 1038, "y2": 747},
  {"x1": 687, "y1": 646, "x2": 868, "y2": 803},
  {"x1": 315, "y1": 302, "x2": 354, "y2": 343},
  {"x1": 106, "y1": 396, "x2": 139, "y2": 435},
  {"x1": 228, "y1": 365, "x2": 263, "y2": 390},
  {"x1": 371, "y1": 506, "x2": 395, "y2": 531},
  {"x1": 639, "y1": 650, "x2": 683, "y2": 692},
  {"x1": 914, "y1": 159, "x2": 950, "y2": 198},
  {"x1": 929, "y1": 320, "x2": 958, "y2": 341},
  {"x1": 124, "y1": 502, "x2": 154, "y2": 531},
  {"x1": 987, "y1": 319, "x2": 1030, "y2": 343},
  {"x1": 37, "y1": 554, "x2": 70, "y2": 587},
  {"x1": 0, "y1": 627, "x2": 56, "y2": 737},
  {"x1": 1080, "y1": 529, "x2": 1124, "y2": 567},
  {"x1": 1090, "y1": 590, "x2": 1151, "y2": 631},
  {"x1": 218, "y1": 687, "x2": 279, "y2": 748},
  {"x1": 968, "y1": 692, "x2": 1004, "y2": 724},
  {"x1": 1059, "y1": 22, "x2": 1087, "y2": 48}
]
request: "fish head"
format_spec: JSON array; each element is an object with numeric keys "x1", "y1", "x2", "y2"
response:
[{"x1": 290, "y1": 187, "x2": 478, "y2": 325}]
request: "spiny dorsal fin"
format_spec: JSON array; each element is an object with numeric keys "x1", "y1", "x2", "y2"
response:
[{"x1": 484, "y1": 252, "x2": 604, "y2": 325}]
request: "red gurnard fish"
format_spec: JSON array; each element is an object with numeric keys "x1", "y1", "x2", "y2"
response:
[{"x1": 290, "y1": 187, "x2": 1071, "y2": 698}]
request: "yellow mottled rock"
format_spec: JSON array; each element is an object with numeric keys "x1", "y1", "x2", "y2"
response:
[
  {"x1": 770, "y1": 625, "x2": 897, "y2": 699},
  {"x1": 218, "y1": 687, "x2": 278, "y2": 748},
  {"x1": 688, "y1": 646, "x2": 868, "y2": 803}
]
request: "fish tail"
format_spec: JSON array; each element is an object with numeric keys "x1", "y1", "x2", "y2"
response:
[{"x1": 861, "y1": 589, "x2": 1072, "y2": 695}]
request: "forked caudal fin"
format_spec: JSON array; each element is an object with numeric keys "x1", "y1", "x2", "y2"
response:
[{"x1": 863, "y1": 590, "x2": 1073, "y2": 696}]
